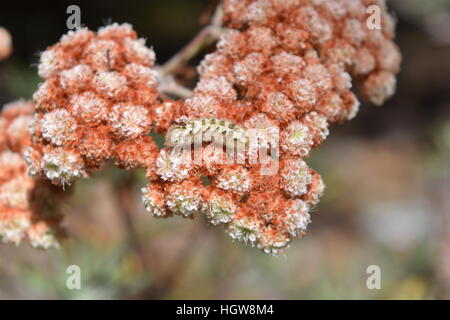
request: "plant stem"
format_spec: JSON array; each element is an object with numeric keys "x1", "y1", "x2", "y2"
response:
[
  {"x1": 157, "y1": 74, "x2": 194, "y2": 98},
  {"x1": 116, "y1": 173, "x2": 151, "y2": 272},
  {"x1": 159, "y1": 4, "x2": 224, "y2": 76}
]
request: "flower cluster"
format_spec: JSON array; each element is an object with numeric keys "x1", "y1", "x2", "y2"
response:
[
  {"x1": 0, "y1": 100, "x2": 63, "y2": 248},
  {"x1": 142, "y1": 0, "x2": 401, "y2": 254},
  {"x1": 0, "y1": 27, "x2": 12, "y2": 61},
  {"x1": 25, "y1": 24, "x2": 163, "y2": 186},
  {"x1": 7, "y1": 0, "x2": 401, "y2": 254}
]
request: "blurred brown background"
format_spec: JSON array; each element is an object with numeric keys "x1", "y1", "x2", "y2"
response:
[{"x1": 0, "y1": 0, "x2": 449, "y2": 299}]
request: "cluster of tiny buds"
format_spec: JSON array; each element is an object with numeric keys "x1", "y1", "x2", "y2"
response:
[
  {"x1": 0, "y1": 100, "x2": 63, "y2": 248},
  {"x1": 141, "y1": 0, "x2": 400, "y2": 255},
  {"x1": 26, "y1": 23, "x2": 162, "y2": 186},
  {"x1": 0, "y1": 0, "x2": 401, "y2": 254}
]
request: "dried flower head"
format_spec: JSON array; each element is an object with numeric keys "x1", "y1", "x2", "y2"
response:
[
  {"x1": 14, "y1": 0, "x2": 401, "y2": 255},
  {"x1": 140, "y1": 0, "x2": 401, "y2": 255},
  {"x1": 0, "y1": 100, "x2": 64, "y2": 248},
  {"x1": 27, "y1": 24, "x2": 161, "y2": 185}
]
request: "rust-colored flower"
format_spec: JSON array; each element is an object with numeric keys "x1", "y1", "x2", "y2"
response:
[
  {"x1": 27, "y1": 24, "x2": 162, "y2": 186},
  {"x1": 11, "y1": 0, "x2": 401, "y2": 255},
  {"x1": 0, "y1": 100, "x2": 64, "y2": 248},
  {"x1": 142, "y1": 0, "x2": 401, "y2": 255}
]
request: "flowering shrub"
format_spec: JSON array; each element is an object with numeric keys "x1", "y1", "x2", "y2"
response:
[{"x1": 0, "y1": 0, "x2": 401, "y2": 254}]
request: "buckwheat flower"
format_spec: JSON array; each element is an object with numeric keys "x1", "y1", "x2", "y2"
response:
[
  {"x1": 303, "y1": 111, "x2": 329, "y2": 145},
  {"x1": 41, "y1": 109, "x2": 77, "y2": 146},
  {"x1": 196, "y1": 144, "x2": 228, "y2": 174},
  {"x1": 78, "y1": 127, "x2": 113, "y2": 167},
  {"x1": 123, "y1": 38, "x2": 156, "y2": 66},
  {"x1": 0, "y1": 27, "x2": 12, "y2": 61},
  {"x1": 353, "y1": 48, "x2": 376, "y2": 76},
  {"x1": 114, "y1": 136, "x2": 158, "y2": 170},
  {"x1": 30, "y1": 23, "x2": 161, "y2": 184},
  {"x1": 362, "y1": 71, "x2": 397, "y2": 106},
  {"x1": 343, "y1": 19, "x2": 366, "y2": 45},
  {"x1": 0, "y1": 213, "x2": 30, "y2": 245},
  {"x1": 38, "y1": 48, "x2": 68, "y2": 78},
  {"x1": 378, "y1": 42, "x2": 402, "y2": 73},
  {"x1": 32, "y1": 81, "x2": 52, "y2": 108},
  {"x1": 317, "y1": 0, "x2": 349, "y2": 18},
  {"x1": 164, "y1": 181, "x2": 204, "y2": 217},
  {"x1": 216, "y1": 29, "x2": 244, "y2": 58},
  {"x1": 287, "y1": 78, "x2": 318, "y2": 109},
  {"x1": 6, "y1": 115, "x2": 32, "y2": 152},
  {"x1": 156, "y1": 148, "x2": 191, "y2": 182},
  {"x1": 342, "y1": 92, "x2": 360, "y2": 121},
  {"x1": 226, "y1": 216, "x2": 261, "y2": 246},
  {"x1": 0, "y1": 119, "x2": 8, "y2": 150},
  {"x1": 2, "y1": 99, "x2": 36, "y2": 120},
  {"x1": 257, "y1": 228, "x2": 291, "y2": 255},
  {"x1": 304, "y1": 64, "x2": 333, "y2": 91},
  {"x1": 194, "y1": 76, "x2": 237, "y2": 102},
  {"x1": 152, "y1": 100, "x2": 183, "y2": 132},
  {"x1": 245, "y1": 26, "x2": 277, "y2": 52},
  {"x1": 270, "y1": 52, "x2": 305, "y2": 75},
  {"x1": 0, "y1": 177, "x2": 33, "y2": 209},
  {"x1": 325, "y1": 39, "x2": 354, "y2": 63},
  {"x1": 0, "y1": 100, "x2": 64, "y2": 248},
  {"x1": 281, "y1": 121, "x2": 313, "y2": 157},
  {"x1": 284, "y1": 199, "x2": 311, "y2": 236},
  {"x1": 109, "y1": 104, "x2": 150, "y2": 139},
  {"x1": 221, "y1": 0, "x2": 250, "y2": 27},
  {"x1": 232, "y1": 52, "x2": 265, "y2": 84},
  {"x1": 244, "y1": 0, "x2": 271, "y2": 24},
  {"x1": 184, "y1": 94, "x2": 221, "y2": 118},
  {"x1": 41, "y1": 148, "x2": 87, "y2": 186},
  {"x1": 203, "y1": 191, "x2": 236, "y2": 225},
  {"x1": 343, "y1": 0, "x2": 367, "y2": 17},
  {"x1": 26, "y1": 222, "x2": 60, "y2": 249},
  {"x1": 281, "y1": 159, "x2": 313, "y2": 198},
  {"x1": 303, "y1": 170, "x2": 325, "y2": 206},
  {"x1": 97, "y1": 22, "x2": 135, "y2": 39},
  {"x1": 0, "y1": 151, "x2": 25, "y2": 179},
  {"x1": 141, "y1": 0, "x2": 401, "y2": 254},
  {"x1": 60, "y1": 28, "x2": 94, "y2": 48},
  {"x1": 216, "y1": 166, "x2": 252, "y2": 194},
  {"x1": 141, "y1": 184, "x2": 167, "y2": 217},
  {"x1": 293, "y1": 6, "x2": 332, "y2": 43},
  {"x1": 244, "y1": 113, "x2": 279, "y2": 160},
  {"x1": 86, "y1": 39, "x2": 120, "y2": 70},
  {"x1": 70, "y1": 92, "x2": 109, "y2": 124},
  {"x1": 197, "y1": 52, "x2": 232, "y2": 79},
  {"x1": 94, "y1": 71, "x2": 127, "y2": 97},
  {"x1": 124, "y1": 63, "x2": 158, "y2": 88},
  {"x1": 328, "y1": 64, "x2": 352, "y2": 91},
  {"x1": 261, "y1": 92, "x2": 296, "y2": 123},
  {"x1": 23, "y1": 147, "x2": 42, "y2": 176},
  {"x1": 59, "y1": 64, "x2": 92, "y2": 89}
]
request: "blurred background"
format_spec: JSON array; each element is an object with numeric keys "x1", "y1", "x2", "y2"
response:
[{"x1": 0, "y1": 0, "x2": 449, "y2": 299}]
